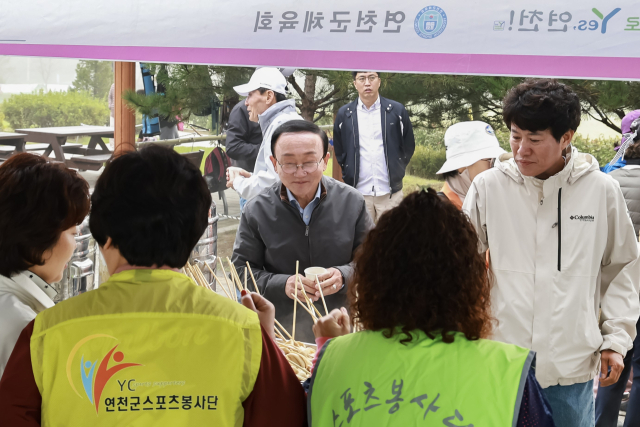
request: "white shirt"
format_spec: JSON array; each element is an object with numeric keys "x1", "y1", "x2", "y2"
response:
[
  {"x1": 356, "y1": 97, "x2": 390, "y2": 196},
  {"x1": 0, "y1": 271, "x2": 55, "y2": 376}
]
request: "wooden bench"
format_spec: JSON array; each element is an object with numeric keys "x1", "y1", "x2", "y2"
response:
[
  {"x1": 23, "y1": 143, "x2": 52, "y2": 151},
  {"x1": 59, "y1": 143, "x2": 87, "y2": 154},
  {"x1": 67, "y1": 153, "x2": 113, "y2": 171}
]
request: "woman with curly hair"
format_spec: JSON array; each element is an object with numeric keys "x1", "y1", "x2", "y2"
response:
[{"x1": 307, "y1": 189, "x2": 555, "y2": 427}]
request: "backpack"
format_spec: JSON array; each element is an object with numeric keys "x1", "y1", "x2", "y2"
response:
[
  {"x1": 139, "y1": 63, "x2": 160, "y2": 136},
  {"x1": 204, "y1": 147, "x2": 230, "y2": 193}
]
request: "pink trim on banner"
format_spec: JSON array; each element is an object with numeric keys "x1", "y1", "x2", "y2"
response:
[{"x1": 0, "y1": 44, "x2": 639, "y2": 80}]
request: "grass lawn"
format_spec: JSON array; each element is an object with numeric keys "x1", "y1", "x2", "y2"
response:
[
  {"x1": 403, "y1": 175, "x2": 444, "y2": 196},
  {"x1": 171, "y1": 145, "x2": 441, "y2": 195},
  {"x1": 174, "y1": 144, "x2": 336, "y2": 176},
  {"x1": 324, "y1": 159, "x2": 333, "y2": 177}
]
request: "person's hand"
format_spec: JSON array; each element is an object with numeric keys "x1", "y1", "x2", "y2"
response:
[
  {"x1": 315, "y1": 268, "x2": 344, "y2": 297},
  {"x1": 226, "y1": 169, "x2": 235, "y2": 189},
  {"x1": 226, "y1": 167, "x2": 251, "y2": 189},
  {"x1": 285, "y1": 274, "x2": 318, "y2": 302},
  {"x1": 241, "y1": 290, "x2": 276, "y2": 341},
  {"x1": 312, "y1": 308, "x2": 351, "y2": 339},
  {"x1": 599, "y1": 350, "x2": 624, "y2": 387}
]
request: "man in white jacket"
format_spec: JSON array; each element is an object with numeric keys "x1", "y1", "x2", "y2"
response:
[
  {"x1": 226, "y1": 67, "x2": 303, "y2": 208},
  {"x1": 463, "y1": 79, "x2": 640, "y2": 427}
]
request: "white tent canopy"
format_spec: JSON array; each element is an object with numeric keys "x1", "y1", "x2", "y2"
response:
[{"x1": 0, "y1": 1, "x2": 638, "y2": 79}]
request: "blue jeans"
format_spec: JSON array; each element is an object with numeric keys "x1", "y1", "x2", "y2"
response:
[
  {"x1": 239, "y1": 197, "x2": 247, "y2": 212},
  {"x1": 595, "y1": 318, "x2": 640, "y2": 427},
  {"x1": 542, "y1": 380, "x2": 595, "y2": 427}
]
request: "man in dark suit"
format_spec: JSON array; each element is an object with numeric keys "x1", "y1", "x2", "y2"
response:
[{"x1": 333, "y1": 72, "x2": 415, "y2": 222}]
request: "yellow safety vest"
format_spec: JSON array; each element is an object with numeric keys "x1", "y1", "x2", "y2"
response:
[
  {"x1": 309, "y1": 330, "x2": 534, "y2": 426},
  {"x1": 30, "y1": 269, "x2": 262, "y2": 427}
]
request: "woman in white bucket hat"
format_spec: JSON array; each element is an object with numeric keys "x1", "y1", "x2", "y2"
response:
[{"x1": 437, "y1": 121, "x2": 506, "y2": 209}]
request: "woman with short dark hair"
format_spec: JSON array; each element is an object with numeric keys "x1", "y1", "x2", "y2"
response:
[
  {"x1": 0, "y1": 153, "x2": 90, "y2": 376},
  {"x1": 308, "y1": 189, "x2": 555, "y2": 427},
  {"x1": 0, "y1": 145, "x2": 307, "y2": 427}
]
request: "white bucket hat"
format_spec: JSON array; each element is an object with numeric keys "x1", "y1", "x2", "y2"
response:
[
  {"x1": 437, "y1": 121, "x2": 507, "y2": 174},
  {"x1": 233, "y1": 67, "x2": 288, "y2": 96}
]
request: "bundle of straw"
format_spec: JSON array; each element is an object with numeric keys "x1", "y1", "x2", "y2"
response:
[
  {"x1": 182, "y1": 261, "x2": 215, "y2": 291},
  {"x1": 217, "y1": 260, "x2": 321, "y2": 381},
  {"x1": 273, "y1": 318, "x2": 316, "y2": 381}
]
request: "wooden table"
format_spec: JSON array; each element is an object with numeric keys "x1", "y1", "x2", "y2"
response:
[
  {"x1": 0, "y1": 132, "x2": 27, "y2": 159},
  {"x1": 16, "y1": 126, "x2": 114, "y2": 170}
]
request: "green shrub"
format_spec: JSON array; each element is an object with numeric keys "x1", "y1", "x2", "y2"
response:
[
  {"x1": 413, "y1": 127, "x2": 445, "y2": 148},
  {"x1": 408, "y1": 128, "x2": 446, "y2": 179},
  {"x1": 2, "y1": 90, "x2": 109, "y2": 130},
  {"x1": 572, "y1": 134, "x2": 618, "y2": 167},
  {"x1": 407, "y1": 145, "x2": 447, "y2": 180}
]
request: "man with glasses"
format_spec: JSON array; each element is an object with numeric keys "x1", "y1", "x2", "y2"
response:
[
  {"x1": 232, "y1": 120, "x2": 373, "y2": 342},
  {"x1": 333, "y1": 71, "x2": 415, "y2": 222}
]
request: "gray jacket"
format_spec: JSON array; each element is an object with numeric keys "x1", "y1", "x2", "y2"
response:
[
  {"x1": 610, "y1": 164, "x2": 640, "y2": 236},
  {"x1": 232, "y1": 176, "x2": 374, "y2": 342}
]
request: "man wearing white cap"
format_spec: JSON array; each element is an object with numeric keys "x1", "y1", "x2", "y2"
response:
[
  {"x1": 436, "y1": 121, "x2": 506, "y2": 209},
  {"x1": 227, "y1": 67, "x2": 303, "y2": 205}
]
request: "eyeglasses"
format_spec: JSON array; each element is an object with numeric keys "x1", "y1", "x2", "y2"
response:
[
  {"x1": 356, "y1": 75, "x2": 378, "y2": 83},
  {"x1": 276, "y1": 157, "x2": 324, "y2": 174}
]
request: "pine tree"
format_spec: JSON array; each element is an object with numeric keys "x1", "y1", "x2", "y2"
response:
[{"x1": 70, "y1": 60, "x2": 113, "y2": 99}]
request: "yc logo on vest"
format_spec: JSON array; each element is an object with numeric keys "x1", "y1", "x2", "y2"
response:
[{"x1": 66, "y1": 334, "x2": 141, "y2": 414}]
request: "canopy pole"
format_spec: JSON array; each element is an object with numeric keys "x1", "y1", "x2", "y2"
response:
[{"x1": 114, "y1": 62, "x2": 136, "y2": 157}]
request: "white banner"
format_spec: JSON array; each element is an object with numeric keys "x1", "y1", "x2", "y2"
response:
[{"x1": 1, "y1": 1, "x2": 640, "y2": 79}]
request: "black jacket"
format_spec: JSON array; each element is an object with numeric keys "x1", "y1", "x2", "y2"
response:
[
  {"x1": 231, "y1": 176, "x2": 373, "y2": 342},
  {"x1": 333, "y1": 96, "x2": 415, "y2": 195},
  {"x1": 225, "y1": 101, "x2": 263, "y2": 171}
]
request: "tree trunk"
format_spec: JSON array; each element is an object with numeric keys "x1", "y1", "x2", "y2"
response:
[
  {"x1": 299, "y1": 74, "x2": 318, "y2": 121},
  {"x1": 471, "y1": 100, "x2": 482, "y2": 121}
]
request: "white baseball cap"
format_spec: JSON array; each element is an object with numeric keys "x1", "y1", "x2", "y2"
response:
[
  {"x1": 437, "y1": 121, "x2": 507, "y2": 174},
  {"x1": 233, "y1": 67, "x2": 288, "y2": 97}
]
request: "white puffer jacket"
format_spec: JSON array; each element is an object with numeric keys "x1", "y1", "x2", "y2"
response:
[
  {"x1": 463, "y1": 148, "x2": 640, "y2": 388},
  {"x1": 0, "y1": 272, "x2": 54, "y2": 377}
]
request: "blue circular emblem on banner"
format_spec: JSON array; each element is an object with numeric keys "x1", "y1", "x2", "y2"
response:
[{"x1": 414, "y1": 6, "x2": 447, "y2": 39}]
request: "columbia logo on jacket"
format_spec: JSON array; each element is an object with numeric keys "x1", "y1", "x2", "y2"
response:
[{"x1": 570, "y1": 215, "x2": 595, "y2": 222}]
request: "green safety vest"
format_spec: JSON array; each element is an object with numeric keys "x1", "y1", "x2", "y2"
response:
[
  {"x1": 309, "y1": 330, "x2": 534, "y2": 427},
  {"x1": 30, "y1": 269, "x2": 262, "y2": 427}
]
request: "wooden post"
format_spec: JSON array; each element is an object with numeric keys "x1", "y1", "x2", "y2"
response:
[{"x1": 114, "y1": 62, "x2": 136, "y2": 157}]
